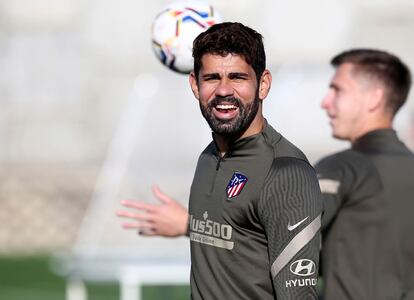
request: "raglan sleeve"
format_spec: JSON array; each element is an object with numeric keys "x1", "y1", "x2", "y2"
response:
[
  {"x1": 315, "y1": 152, "x2": 383, "y2": 230},
  {"x1": 257, "y1": 157, "x2": 322, "y2": 299},
  {"x1": 314, "y1": 155, "x2": 348, "y2": 229}
]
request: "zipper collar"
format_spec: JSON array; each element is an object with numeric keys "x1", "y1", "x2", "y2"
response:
[
  {"x1": 352, "y1": 128, "x2": 402, "y2": 153},
  {"x1": 211, "y1": 120, "x2": 269, "y2": 159}
]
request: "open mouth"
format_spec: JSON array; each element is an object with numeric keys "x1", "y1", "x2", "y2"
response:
[
  {"x1": 213, "y1": 102, "x2": 239, "y2": 120},
  {"x1": 216, "y1": 103, "x2": 238, "y2": 112}
]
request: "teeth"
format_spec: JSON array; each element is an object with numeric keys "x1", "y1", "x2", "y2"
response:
[{"x1": 216, "y1": 104, "x2": 236, "y2": 109}]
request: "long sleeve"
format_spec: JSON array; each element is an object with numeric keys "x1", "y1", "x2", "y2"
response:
[{"x1": 257, "y1": 157, "x2": 322, "y2": 299}]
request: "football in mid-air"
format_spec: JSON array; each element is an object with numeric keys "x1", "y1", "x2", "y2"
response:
[{"x1": 151, "y1": 0, "x2": 222, "y2": 74}]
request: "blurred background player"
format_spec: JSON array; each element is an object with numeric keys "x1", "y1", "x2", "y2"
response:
[
  {"x1": 316, "y1": 48, "x2": 414, "y2": 300},
  {"x1": 119, "y1": 22, "x2": 322, "y2": 299}
]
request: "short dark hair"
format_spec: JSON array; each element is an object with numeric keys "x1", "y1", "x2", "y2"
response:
[
  {"x1": 192, "y1": 22, "x2": 266, "y2": 82},
  {"x1": 331, "y1": 48, "x2": 412, "y2": 115}
]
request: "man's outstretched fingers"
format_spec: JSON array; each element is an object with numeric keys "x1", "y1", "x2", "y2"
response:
[
  {"x1": 122, "y1": 221, "x2": 153, "y2": 229},
  {"x1": 152, "y1": 185, "x2": 173, "y2": 204},
  {"x1": 121, "y1": 200, "x2": 157, "y2": 212},
  {"x1": 117, "y1": 210, "x2": 153, "y2": 221}
]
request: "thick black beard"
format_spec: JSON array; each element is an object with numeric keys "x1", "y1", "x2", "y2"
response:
[{"x1": 199, "y1": 95, "x2": 261, "y2": 139}]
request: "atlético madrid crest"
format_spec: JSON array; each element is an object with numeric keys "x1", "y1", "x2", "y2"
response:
[{"x1": 226, "y1": 172, "x2": 248, "y2": 199}]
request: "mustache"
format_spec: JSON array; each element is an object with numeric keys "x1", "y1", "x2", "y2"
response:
[{"x1": 208, "y1": 97, "x2": 241, "y2": 108}]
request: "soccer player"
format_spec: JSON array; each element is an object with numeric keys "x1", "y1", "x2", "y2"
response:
[
  {"x1": 316, "y1": 49, "x2": 414, "y2": 300},
  {"x1": 118, "y1": 22, "x2": 322, "y2": 299}
]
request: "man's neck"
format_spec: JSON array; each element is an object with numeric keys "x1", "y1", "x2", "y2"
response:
[
  {"x1": 214, "y1": 116, "x2": 265, "y2": 157},
  {"x1": 214, "y1": 135, "x2": 230, "y2": 157}
]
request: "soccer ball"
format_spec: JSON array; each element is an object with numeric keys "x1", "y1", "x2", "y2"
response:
[{"x1": 151, "y1": 0, "x2": 222, "y2": 74}]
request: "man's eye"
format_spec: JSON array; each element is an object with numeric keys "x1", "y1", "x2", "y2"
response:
[
  {"x1": 203, "y1": 76, "x2": 219, "y2": 81},
  {"x1": 231, "y1": 75, "x2": 247, "y2": 80}
]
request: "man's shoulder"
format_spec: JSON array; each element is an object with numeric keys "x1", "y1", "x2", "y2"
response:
[
  {"x1": 262, "y1": 124, "x2": 317, "y2": 180},
  {"x1": 316, "y1": 148, "x2": 372, "y2": 171},
  {"x1": 315, "y1": 148, "x2": 382, "y2": 194},
  {"x1": 263, "y1": 123, "x2": 308, "y2": 162}
]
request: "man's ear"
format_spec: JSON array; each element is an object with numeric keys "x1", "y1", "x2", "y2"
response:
[
  {"x1": 258, "y1": 69, "x2": 272, "y2": 100},
  {"x1": 368, "y1": 87, "x2": 385, "y2": 112},
  {"x1": 189, "y1": 72, "x2": 200, "y2": 100}
]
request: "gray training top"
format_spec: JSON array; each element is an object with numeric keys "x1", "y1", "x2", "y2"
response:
[
  {"x1": 188, "y1": 122, "x2": 322, "y2": 300},
  {"x1": 316, "y1": 129, "x2": 414, "y2": 300}
]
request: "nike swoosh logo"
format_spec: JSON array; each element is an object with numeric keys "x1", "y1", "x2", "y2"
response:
[{"x1": 287, "y1": 216, "x2": 309, "y2": 231}]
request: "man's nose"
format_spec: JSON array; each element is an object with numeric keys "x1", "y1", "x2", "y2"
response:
[
  {"x1": 215, "y1": 79, "x2": 234, "y2": 98},
  {"x1": 321, "y1": 90, "x2": 333, "y2": 110}
]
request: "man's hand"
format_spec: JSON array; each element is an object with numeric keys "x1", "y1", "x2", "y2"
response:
[{"x1": 117, "y1": 186, "x2": 189, "y2": 237}]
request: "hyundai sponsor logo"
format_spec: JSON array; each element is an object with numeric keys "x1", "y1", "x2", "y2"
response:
[
  {"x1": 289, "y1": 259, "x2": 316, "y2": 276},
  {"x1": 286, "y1": 278, "x2": 317, "y2": 288}
]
